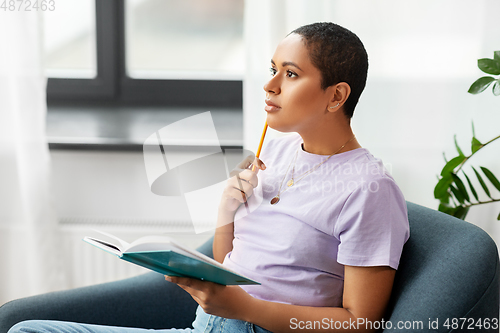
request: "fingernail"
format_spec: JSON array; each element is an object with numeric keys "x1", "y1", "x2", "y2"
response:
[{"x1": 165, "y1": 276, "x2": 172, "y2": 282}]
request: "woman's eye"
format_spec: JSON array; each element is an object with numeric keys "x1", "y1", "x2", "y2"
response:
[{"x1": 269, "y1": 68, "x2": 297, "y2": 78}]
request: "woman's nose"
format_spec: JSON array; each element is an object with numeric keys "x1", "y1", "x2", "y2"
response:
[{"x1": 263, "y1": 77, "x2": 280, "y2": 95}]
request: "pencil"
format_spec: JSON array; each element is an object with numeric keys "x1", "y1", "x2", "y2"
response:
[
  {"x1": 252, "y1": 121, "x2": 268, "y2": 171},
  {"x1": 241, "y1": 121, "x2": 268, "y2": 212}
]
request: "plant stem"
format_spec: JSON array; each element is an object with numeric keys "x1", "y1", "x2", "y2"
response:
[
  {"x1": 456, "y1": 134, "x2": 500, "y2": 173},
  {"x1": 462, "y1": 198, "x2": 500, "y2": 208}
]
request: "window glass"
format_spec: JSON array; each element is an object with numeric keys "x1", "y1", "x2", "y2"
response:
[
  {"x1": 125, "y1": 0, "x2": 244, "y2": 80},
  {"x1": 43, "y1": 0, "x2": 97, "y2": 78}
]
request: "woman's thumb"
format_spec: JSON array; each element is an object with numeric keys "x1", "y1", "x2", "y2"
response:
[{"x1": 252, "y1": 157, "x2": 266, "y2": 171}]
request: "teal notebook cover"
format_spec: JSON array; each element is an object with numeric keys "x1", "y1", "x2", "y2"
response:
[
  {"x1": 121, "y1": 251, "x2": 258, "y2": 285},
  {"x1": 83, "y1": 235, "x2": 259, "y2": 286}
]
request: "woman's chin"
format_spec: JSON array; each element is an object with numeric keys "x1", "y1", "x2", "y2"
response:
[{"x1": 265, "y1": 118, "x2": 294, "y2": 133}]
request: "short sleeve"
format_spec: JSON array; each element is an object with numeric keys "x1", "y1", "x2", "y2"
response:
[{"x1": 334, "y1": 177, "x2": 409, "y2": 270}]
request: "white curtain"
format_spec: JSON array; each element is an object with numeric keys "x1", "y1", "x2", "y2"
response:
[
  {"x1": 244, "y1": 0, "x2": 500, "y2": 244},
  {"x1": 0, "y1": 11, "x2": 66, "y2": 304}
]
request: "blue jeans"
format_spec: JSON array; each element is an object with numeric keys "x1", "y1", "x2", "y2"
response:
[{"x1": 8, "y1": 306, "x2": 273, "y2": 333}]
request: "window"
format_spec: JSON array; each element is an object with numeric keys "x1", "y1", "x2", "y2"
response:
[
  {"x1": 125, "y1": 0, "x2": 244, "y2": 80},
  {"x1": 45, "y1": 0, "x2": 243, "y2": 108},
  {"x1": 43, "y1": 0, "x2": 97, "y2": 78}
]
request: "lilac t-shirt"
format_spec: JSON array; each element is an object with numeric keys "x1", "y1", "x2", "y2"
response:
[{"x1": 222, "y1": 133, "x2": 409, "y2": 307}]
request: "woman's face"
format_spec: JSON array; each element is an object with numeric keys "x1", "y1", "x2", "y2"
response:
[{"x1": 263, "y1": 33, "x2": 332, "y2": 134}]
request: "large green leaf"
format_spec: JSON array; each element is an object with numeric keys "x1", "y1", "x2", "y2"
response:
[
  {"x1": 493, "y1": 80, "x2": 500, "y2": 96},
  {"x1": 438, "y1": 203, "x2": 469, "y2": 220},
  {"x1": 440, "y1": 156, "x2": 465, "y2": 176},
  {"x1": 480, "y1": 166, "x2": 500, "y2": 192},
  {"x1": 472, "y1": 166, "x2": 492, "y2": 198},
  {"x1": 468, "y1": 76, "x2": 496, "y2": 94},
  {"x1": 454, "y1": 135, "x2": 464, "y2": 157},
  {"x1": 434, "y1": 175, "x2": 453, "y2": 200},
  {"x1": 471, "y1": 137, "x2": 483, "y2": 154},
  {"x1": 453, "y1": 206, "x2": 470, "y2": 220},
  {"x1": 478, "y1": 58, "x2": 500, "y2": 75},
  {"x1": 463, "y1": 171, "x2": 479, "y2": 202},
  {"x1": 497, "y1": 211, "x2": 500, "y2": 221},
  {"x1": 450, "y1": 185, "x2": 465, "y2": 204},
  {"x1": 451, "y1": 173, "x2": 470, "y2": 202},
  {"x1": 438, "y1": 202, "x2": 455, "y2": 215}
]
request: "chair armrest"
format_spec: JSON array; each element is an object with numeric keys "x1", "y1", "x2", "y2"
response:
[{"x1": 0, "y1": 272, "x2": 198, "y2": 333}]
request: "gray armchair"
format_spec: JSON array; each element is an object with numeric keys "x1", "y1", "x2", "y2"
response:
[{"x1": 1, "y1": 202, "x2": 498, "y2": 333}]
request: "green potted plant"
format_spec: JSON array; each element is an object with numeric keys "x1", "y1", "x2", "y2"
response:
[{"x1": 434, "y1": 51, "x2": 500, "y2": 220}]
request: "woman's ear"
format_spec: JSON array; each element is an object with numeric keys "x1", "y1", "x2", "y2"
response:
[{"x1": 327, "y1": 82, "x2": 351, "y2": 112}]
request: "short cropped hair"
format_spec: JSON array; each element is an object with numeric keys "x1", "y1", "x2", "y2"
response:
[{"x1": 290, "y1": 22, "x2": 368, "y2": 119}]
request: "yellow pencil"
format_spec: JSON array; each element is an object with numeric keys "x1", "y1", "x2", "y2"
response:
[
  {"x1": 252, "y1": 121, "x2": 268, "y2": 171},
  {"x1": 239, "y1": 121, "x2": 268, "y2": 211}
]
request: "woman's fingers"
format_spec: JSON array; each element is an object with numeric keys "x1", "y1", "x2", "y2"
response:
[
  {"x1": 228, "y1": 172, "x2": 256, "y2": 192},
  {"x1": 229, "y1": 154, "x2": 255, "y2": 178},
  {"x1": 221, "y1": 154, "x2": 266, "y2": 210},
  {"x1": 227, "y1": 184, "x2": 253, "y2": 204},
  {"x1": 252, "y1": 157, "x2": 266, "y2": 172},
  {"x1": 236, "y1": 153, "x2": 255, "y2": 170},
  {"x1": 235, "y1": 169, "x2": 259, "y2": 188},
  {"x1": 166, "y1": 276, "x2": 204, "y2": 289},
  {"x1": 230, "y1": 155, "x2": 266, "y2": 177},
  {"x1": 165, "y1": 276, "x2": 218, "y2": 301}
]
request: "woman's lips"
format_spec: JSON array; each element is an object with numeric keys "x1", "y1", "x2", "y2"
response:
[{"x1": 265, "y1": 99, "x2": 281, "y2": 112}]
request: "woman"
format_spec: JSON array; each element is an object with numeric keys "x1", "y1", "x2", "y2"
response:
[{"x1": 9, "y1": 22, "x2": 409, "y2": 333}]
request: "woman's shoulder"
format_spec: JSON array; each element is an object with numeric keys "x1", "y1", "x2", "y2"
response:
[
  {"x1": 332, "y1": 148, "x2": 403, "y2": 195},
  {"x1": 342, "y1": 148, "x2": 392, "y2": 178}
]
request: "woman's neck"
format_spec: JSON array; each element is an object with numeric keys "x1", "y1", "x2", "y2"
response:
[{"x1": 299, "y1": 119, "x2": 361, "y2": 156}]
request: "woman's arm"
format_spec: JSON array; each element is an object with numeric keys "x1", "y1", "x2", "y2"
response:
[
  {"x1": 212, "y1": 155, "x2": 266, "y2": 263},
  {"x1": 244, "y1": 265, "x2": 396, "y2": 332},
  {"x1": 213, "y1": 213, "x2": 234, "y2": 263},
  {"x1": 167, "y1": 265, "x2": 395, "y2": 333}
]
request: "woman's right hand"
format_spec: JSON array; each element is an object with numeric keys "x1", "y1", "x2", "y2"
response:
[{"x1": 219, "y1": 154, "x2": 266, "y2": 214}]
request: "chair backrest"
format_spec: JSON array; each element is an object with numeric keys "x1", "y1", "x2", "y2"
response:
[{"x1": 384, "y1": 202, "x2": 499, "y2": 332}]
